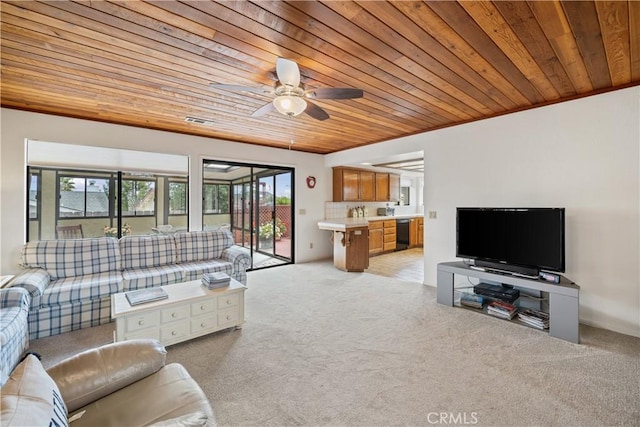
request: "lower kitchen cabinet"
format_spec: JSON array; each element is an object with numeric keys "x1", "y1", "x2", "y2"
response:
[
  {"x1": 383, "y1": 220, "x2": 396, "y2": 252},
  {"x1": 409, "y1": 217, "x2": 424, "y2": 248},
  {"x1": 369, "y1": 220, "x2": 384, "y2": 255}
]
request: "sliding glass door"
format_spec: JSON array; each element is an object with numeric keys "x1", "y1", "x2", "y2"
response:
[
  {"x1": 203, "y1": 160, "x2": 294, "y2": 270},
  {"x1": 256, "y1": 169, "x2": 292, "y2": 261}
]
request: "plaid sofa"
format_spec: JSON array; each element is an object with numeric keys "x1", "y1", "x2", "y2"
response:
[
  {"x1": 0, "y1": 287, "x2": 31, "y2": 386},
  {"x1": 174, "y1": 230, "x2": 250, "y2": 284},
  {"x1": 14, "y1": 237, "x2": 122, "y2": 340},
  {"x1": 10, "y1": 230, "x2": 251, "y2": 339}
]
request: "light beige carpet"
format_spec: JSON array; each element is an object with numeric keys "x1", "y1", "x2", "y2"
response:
[{"x1": 30, "y1": 261, "x2": 640, "y2": 426}]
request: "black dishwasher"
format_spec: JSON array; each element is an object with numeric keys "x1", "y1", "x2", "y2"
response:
[{"x1": 396, "y1": 219, "x2": 410, "y2": 250}]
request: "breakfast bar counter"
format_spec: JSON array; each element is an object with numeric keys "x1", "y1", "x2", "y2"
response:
[
  {"x1": 318, "y1": 214, "x2": 423, "y2": 272},
  {"x1": 317, "y1": 213, "x2": 423, "y2": 231}
]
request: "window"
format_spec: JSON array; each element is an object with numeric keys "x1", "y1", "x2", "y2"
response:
[
  {"x1": 28, "y1": 171, "x2": 40, "y2": 220},
  {"x1": 203, "y1": 183, "x2": 230, "y2": 214},
  {"x1": 169, "y1": 181, "x2": 187, "y2": 215},
  {"x1": 121, "y1": 179, "x2": 155, "y2": 217},
  {"x1": 59, "y1": 175, "x2": 110, "y2": 218}
]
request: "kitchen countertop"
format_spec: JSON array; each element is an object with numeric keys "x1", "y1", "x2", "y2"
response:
[{"x1": 317, "y1": 214, "x2": 423, "y2": 231}]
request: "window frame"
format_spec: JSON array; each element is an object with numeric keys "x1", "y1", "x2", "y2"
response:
[
  {"x1": 203, "y1": 181, "x2": 231, "y2": 215},
  {"x1": 57, "y1": 172, "x2": 111, "y2": 219},
  {"x1": 28, "y1": 169, "x2": 41, "y2": 221},
  {"x1": 168, "y1": 179, "x2": 188, "y2": 216},
  {"x1": 120, "y1": 177, "x2": 157, "y2": 218}
]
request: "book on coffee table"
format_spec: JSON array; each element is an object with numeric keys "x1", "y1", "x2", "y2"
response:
[
  {"x1": 202, "y1": 272, "x2": 231, "y2": 289},
  {"x1": 125, "y1": 287, "x2": 168, "y2": 306}
]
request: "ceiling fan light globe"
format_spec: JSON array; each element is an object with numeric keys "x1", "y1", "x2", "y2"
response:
[{"x1": 273, "y1": 95, "x2": 306, "y2": 117}]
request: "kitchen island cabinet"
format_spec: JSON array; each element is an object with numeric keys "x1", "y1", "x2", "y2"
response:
[{"x1": 318, "y1": 219, "x2": 370, "y2": 272}]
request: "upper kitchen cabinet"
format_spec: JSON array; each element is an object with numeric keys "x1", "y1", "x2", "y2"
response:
[
  {"x1": 389, "y1": 174, "x2": 400, "y2": 202},
  {"x1": 334, "y1": 167, "x2": 375, "y2": 201},
  {"x1": 333, "y1": 167, "x2": 400, "y2": 202},
  {"x1": 375, "y1": 173, "x2": 389, "y2": 201}
]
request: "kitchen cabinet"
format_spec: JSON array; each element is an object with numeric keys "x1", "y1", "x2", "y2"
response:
[
  {"x1": 333, "y1": 167, "x2": 400, "y2": 202},
  {"x1": 389, "y1": 174, "x2": 400, "y2": 202},
  {"x1": 383, "y1": 220, "x2": 396, "y2": 252},
  {"x1": 369, "y1": 219, "x2": 396, "y2": 255},
  {"x1": 409, "y1": 218, "x2": 417, "y2": 247},
  {"x1": 409, "y1": 217, "x2": 424, "y2": 248},
  {"x1": 334, "y1": 167, "x2": 375, "y2": 201},
  {"x1": 332, "y1": 227, "x2": 369, "y2": 272},
  {"x1": 368, "y1": 220, "x2": 384, "y2": 255},
  {"x1": 375, "y1": 173, "x2": 390, "y2": 201}
]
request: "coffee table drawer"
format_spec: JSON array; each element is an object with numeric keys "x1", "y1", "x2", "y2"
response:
[
  {"x1": 126, "y1": 311, "x2": 160, "y2": 332},
  {"x1": 191, "y1": 315, "x2": 217, "y2": 333},
  {"x1": 218, "y1": 293, "x2": 240, "y2": 309},
  {"x1": 161, "y1": 305, "x2": 189, "y2": 323},
  {"x1": 218, "y1": 307, "x2": 240, "y2": 327},
  {"x1": 160, "y1": 319, "x2": 190, "y2": 342},
  {"x1": 191, "y1": 299, "x2": 216, "y2": 316}
]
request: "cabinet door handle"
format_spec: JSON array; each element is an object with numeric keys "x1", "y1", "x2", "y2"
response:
[
  {"x1": 138, "y1": 320, "x2": 144, "y2": 326},
  {"x1": 171, "y1": 330, "x2": 177, "y2": 336},
  {"x1": 226, "y1": 299, "x2": 232, "y2": 305},
  {"x1": 201, "y1": 323, "x2": 206, "y2": 328},
  {"x1": 200, "y1": 305, "x2": 206, "y2": 311},
  {"x1": 171, "y1": 312, "x2": 177, "y2": 318},
  {"x1": 226, "y1": 315, "x2": 231, "y2": 320}
]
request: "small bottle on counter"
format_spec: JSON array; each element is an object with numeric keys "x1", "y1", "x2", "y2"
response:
[{"x1": 363, "y1": 206, "x2": 369, "y2": 217}]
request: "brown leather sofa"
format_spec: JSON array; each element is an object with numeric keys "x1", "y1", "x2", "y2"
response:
[{"x1": 1, "y1": 339, "x2": 215, "y2": 426}]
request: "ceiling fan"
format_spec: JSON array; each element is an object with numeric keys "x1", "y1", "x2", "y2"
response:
[{"x1": 210, "y1": 58, "x2": 364, "y2": 121}]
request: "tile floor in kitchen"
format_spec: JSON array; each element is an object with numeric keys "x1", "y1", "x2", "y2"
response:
[{"x1": 367, "y1": 247, "x2": 424, "y2": 283}]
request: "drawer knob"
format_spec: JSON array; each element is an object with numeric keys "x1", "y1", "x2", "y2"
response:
[
  {"x1": 226, "y1": 315, "x2": 231, "y2": 320},
  {"x1": 171, "y1": 312, "x2": 177, "y2": 318},
  {"x1": 138, "y1": 320, "x2": 144, "y2": 326},
  {"x1": 200, "y1": 305, "x2": 205, "y2": 311},
  {"x1": 171, "y1": 331, "x2": 177, "y2": 336},
  {"x1": 201, "y1": 323, "x2": 206, "y2": 328},
  {"x1": 226, "y1": 299, "x2": 232, "y2": 305}
]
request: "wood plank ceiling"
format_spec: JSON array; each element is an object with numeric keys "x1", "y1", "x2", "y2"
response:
[{"x1": 1, "y1": 1, "x2": 638, "y2": 154}]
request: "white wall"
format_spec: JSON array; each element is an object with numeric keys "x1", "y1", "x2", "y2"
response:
[
  {"x1": 0, "y1": 109, "x2": 334, "y2": 274},
  {"x1": 327, "y1": 87, "x2": 640, "y2": 338}
]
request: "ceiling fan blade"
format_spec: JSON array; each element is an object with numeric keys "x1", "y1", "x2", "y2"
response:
[
  {"x1": 304, "y1": 100, "x2": 330, "y2": 121},
  {"x1": 210, "y1": 83, "x2": 273, "y2": 95},
  {"x1": 276, "y1": 58, "x2": 300, "y2": 87},
  {"x1": 251, "y1": 102, "x2": 276, "y2": 117},
  {"x1": 306, "y1": 87, "x2": 364, "y2": 99}
]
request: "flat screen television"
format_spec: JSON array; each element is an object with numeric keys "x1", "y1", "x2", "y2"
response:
[{"x1": 456, "y1": 208, "x2": 565, "y2": 277}]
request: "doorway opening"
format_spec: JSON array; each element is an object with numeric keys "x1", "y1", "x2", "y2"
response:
[{"x1": 203, "y1": 160, "x2": 294, "y2": 270}]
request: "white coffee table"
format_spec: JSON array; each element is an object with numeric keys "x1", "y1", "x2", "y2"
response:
[{"x1": 111, "y1": 279, "x2": 246, "y2": 346}]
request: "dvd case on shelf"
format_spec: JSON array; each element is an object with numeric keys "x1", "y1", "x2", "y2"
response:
[
  {"x1": 517, "y1": 308, "x2": 549, "y2": 329},
  {"x1": 460, "y1": 292, "x2": 484, "y2": 309},
  {"x1": 486, "y1": 300, "x2": 518, "y2": 320}
]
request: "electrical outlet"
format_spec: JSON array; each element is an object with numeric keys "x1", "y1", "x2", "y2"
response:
[
  {"x1": 309, "y1": 242, "x2": 313, "y2": 249},
  {"x1": 428, "y1": 211, "x2": 437, "y2": 219}
]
